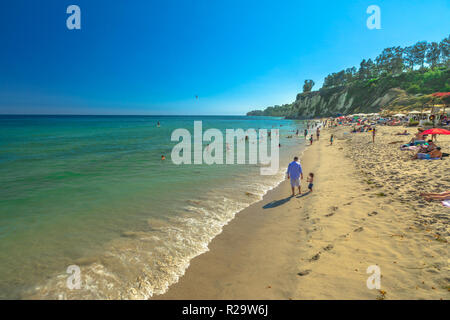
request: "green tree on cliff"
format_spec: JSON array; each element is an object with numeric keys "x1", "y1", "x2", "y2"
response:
[
  {"x1": 439, "y1": 36, "x2": 450, "y2": 67},
  {"x1": 426, "y1": 42, "x2": 441, "y2": 68},
  {"x1": 303, "y1": 79, "x2": 315, "y2": 92},
  {"x1": 403, "y1": 46, "x2": 415, "y2": 70},
  {"x1": 411, "y1": 41, "x2": 428, "y2": 69},
  {"x1": 375, "y1": 46, "x2": 404, "y2": 75}
]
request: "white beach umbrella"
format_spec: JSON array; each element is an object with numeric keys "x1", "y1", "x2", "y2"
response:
[{"x1": 393, "y1": 113, "x2": 406, "y2": 117}]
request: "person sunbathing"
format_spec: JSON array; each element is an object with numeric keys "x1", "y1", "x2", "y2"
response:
[
  {"x1": 413, "y1": 147, "x2": 442, "y2": 160},
  {"x1": 418, "y1": 140, "x2": 437, "y2": 153},
  {"x1": 395, "y1": 130, "x2": 409, "y2": 135},
  {"x1": 429, "y1": 147, "x2": 443, "y2": 159},
  {"x1": 410, "y1": 128, "x2": 425, "y2": 143},
  {"x1": 425, "y1": 140, "x2": 437, "y2": 152}
]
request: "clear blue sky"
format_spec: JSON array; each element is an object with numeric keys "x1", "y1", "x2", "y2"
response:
[{"x1": 0, "y1": 0, "x2": 449, "y2": 115}]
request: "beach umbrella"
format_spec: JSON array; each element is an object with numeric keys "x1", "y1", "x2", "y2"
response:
[
  {"x1": 421, "y1": 128, "x2": 450, "y2": 135},
  {"x1": 431, "y1": 92, "x2": 450, "y2": 99}
]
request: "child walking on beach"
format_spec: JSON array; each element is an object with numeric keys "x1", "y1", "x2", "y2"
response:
[
  {"x1": 330, "y1": 134, "x2": 334, "y2": 145},
  {"x1": 309, "y1": 134, "x2": 314, "y2": 145},
  {"x1": 307, "y1": 173, "x2": 314, "y2": 192}
]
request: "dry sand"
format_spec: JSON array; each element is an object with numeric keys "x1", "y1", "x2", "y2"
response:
[{"x1": 155, "y1": 125, "x2": 449, "y2": 300}]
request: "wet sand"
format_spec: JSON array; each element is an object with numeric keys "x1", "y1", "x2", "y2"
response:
[{"x1": 155, "y1": 125, "x2": 449, "y2": 300}]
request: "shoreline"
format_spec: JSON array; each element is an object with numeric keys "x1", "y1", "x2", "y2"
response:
[
  {"x1": 154, "y1": 128, "x2": 326, "y2": 299},
  {"x1": 17, "y1": 119, "x2": 308, "y2": 300},
  {"x1": 155, "y1": 125, "x2": 449, "y2": 300}
]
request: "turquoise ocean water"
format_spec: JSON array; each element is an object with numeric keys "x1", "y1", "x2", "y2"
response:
[{"x1": 0, "y1": 115, "x2": 307, "y2": 299}]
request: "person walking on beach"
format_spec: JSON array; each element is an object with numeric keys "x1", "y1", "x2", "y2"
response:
[
  {"x1": 372, "y1": 127, "x2": 376, "y2": 143},
  {"x1": 309, "y1": 134, "x2": 314, "y2": 145},
  {"x1": 330, "y1": 134, "x2": 334, "y2": 145},
  {"x1": 286, "y1": 157, "x2": 303, "y2": 196},
  {"x1": 316, "y1": 127, "x2": 320, "y2": 141}
]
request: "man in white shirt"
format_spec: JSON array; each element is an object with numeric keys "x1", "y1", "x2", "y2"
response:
[{"x1": 286, "y1": 156, "x2": 303, "y2": 196}]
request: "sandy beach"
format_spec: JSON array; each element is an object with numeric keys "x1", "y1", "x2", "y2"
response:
[{"x1": 156, "y1": 125, "x2": 449, "y2": 300}]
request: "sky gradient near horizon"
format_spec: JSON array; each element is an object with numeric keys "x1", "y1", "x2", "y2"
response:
[{"x1": 0, "y1": 0, "x2": 449, "y2": 115}]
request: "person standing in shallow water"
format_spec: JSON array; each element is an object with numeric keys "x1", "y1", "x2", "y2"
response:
[
  {"x1": 304, "y1": 129, "x2": 308, "y2": 139},
  {"x1": 286, "y1": 156, "x2": 303, "y2": 196}
]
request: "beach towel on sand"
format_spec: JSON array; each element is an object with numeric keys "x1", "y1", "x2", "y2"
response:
[{"x1": 443, "y1": 200, "x2": 450, "y2": 208}]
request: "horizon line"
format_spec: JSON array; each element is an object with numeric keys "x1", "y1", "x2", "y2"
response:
[{"x1": 0, "y1": 114, "x2": 257, "y2": 117}]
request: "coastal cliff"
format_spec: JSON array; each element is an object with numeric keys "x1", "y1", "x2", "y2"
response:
[
  {"x1": 288, "y1": 85, "x2": 403, "y2": 118},
  {"x1": 247, "y1": 65, "x2": 449, "y2": 119}
]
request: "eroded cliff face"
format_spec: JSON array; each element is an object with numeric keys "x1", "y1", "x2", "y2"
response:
[{"x1": 290, "y1": 86, "x2": 405, "y2": 118}]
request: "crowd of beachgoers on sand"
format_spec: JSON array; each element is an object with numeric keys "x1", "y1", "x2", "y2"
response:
[{"x1": 318, "y1": 111, "x2": 450, "y2": 210}]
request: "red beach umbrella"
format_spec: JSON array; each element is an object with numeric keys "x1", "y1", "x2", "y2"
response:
[
  {"x1": 431, "y1": 92, "x2": 450, "y2": 98},
  {"x1": 421, "y1": 128, "x2": 450, "y2": 135}
]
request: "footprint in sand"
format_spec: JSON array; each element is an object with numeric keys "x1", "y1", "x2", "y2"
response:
[
  {"x1": 309, "y1": 253, "x2": 321, "y2": 262},
  {"x1": 325, "y1": 206, "x2": 338, "y2": 217},
  {"x1": 368, "y1": 211, "x2": 378, "y2": 217},
  {"x1": 354, "y1": 227, "x2": 364, "y2": 232},
  {"x1": 323, "y1": 244, "x2": 334, "y2": 251},
  {"x1": 297, "y1": 270, "x2": 312, "y2": 276}
]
